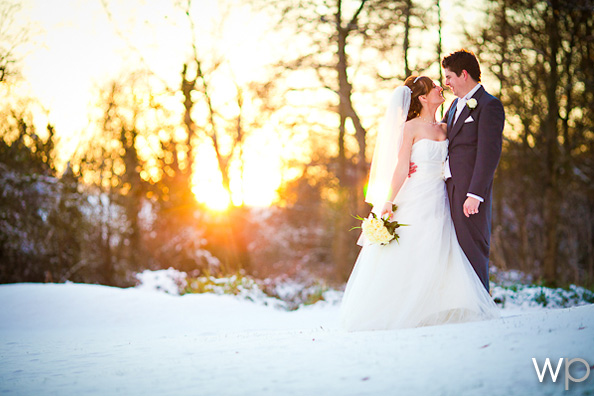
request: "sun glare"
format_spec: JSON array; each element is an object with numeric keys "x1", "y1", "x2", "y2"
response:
[
  {"x1": 191, "y1": 144, "x2": 282, "y2": 211},
  {"x1": 191, "y1": 183, "x2": 231, "y2": 212},
  {"x1": 191, "y1": 169, "x2": 279, "y2": 211}
]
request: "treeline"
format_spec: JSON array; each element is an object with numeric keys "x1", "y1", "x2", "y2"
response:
[
  {"x1": 0, "y1": 74, "x2": 338, "y2": 286},
  {"x1": 474, "y1": 0, "x2": 594, "y2": 287},
  {"x1": 0, "y1": 95, "x2": 337, "y2": 286},
  {"x1": 1, "y1": 0, "x2": 593, "y2": 288}
]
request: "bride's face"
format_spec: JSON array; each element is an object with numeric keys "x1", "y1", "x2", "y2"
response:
[{"x1": 426, "y1": 82, "x2": 445, "y2": 106}]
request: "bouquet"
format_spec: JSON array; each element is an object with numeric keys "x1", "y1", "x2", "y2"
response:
[{"x1": 352, "y1": 204, "x2": 407, "y2": 245}]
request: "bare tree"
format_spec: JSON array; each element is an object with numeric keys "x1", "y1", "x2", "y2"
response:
[
  {"x1": 255, "y1": 0, "x2": 425, "y2": 279},
  {"x1": 0, "y1": 0, "x2": 30, "y2": 82},
  {"x1": 97, "y1": 0, "x2": 286, "y2": 274}
]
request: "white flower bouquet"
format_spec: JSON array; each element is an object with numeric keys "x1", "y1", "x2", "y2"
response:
[{"x1": 352, "y1": 204, "x2": 406, "y2": 245}]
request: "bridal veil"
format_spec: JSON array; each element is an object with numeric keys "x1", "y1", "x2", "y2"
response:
[{"x1": 366, "y1": 86, "x2": 411, "y2": 216}]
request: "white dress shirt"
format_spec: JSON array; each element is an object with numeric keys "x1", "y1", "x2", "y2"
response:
[{"x1": 445, "y1": 83, "x2": 484, "y2": 203}]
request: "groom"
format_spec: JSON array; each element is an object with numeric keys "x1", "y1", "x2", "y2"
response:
[{"x1": 441, "y1": 50, "x2": 505, "y2": 292}]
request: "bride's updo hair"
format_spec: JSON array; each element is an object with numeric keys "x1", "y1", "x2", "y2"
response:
[{"x1": 404, "y1": 75, "x2": 433, "y2": 121}]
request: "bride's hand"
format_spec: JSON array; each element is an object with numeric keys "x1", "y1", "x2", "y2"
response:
[{"x1": 380, "y1": 201, "x2": 394, "y2": 220}]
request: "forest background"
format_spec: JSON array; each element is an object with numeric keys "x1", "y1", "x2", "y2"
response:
[{"x1": 1, "y1": 0, "x2": 593, "y2": 293}]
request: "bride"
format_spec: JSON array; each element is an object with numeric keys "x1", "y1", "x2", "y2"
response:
[{"x1": 340, "y1": 76, "x2": 499, "y2": 331}]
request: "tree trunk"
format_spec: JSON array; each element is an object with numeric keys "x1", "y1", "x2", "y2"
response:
[
  {"x1": 336, "y1": 1, "x2": 349, "y2": 185},
  {"x1": 403, "y1": 0, "x2": 412, "y2": 77},
  {"x1": 542, "y1": 2, "x2": 561, "y2": 286},
  {"x1": 102, "y1": 191, "x2": 114, "y2": 285},
  {"x1": 181, "y1": 63, "x2": 197, "y2": 179},
  {"x1": 436, "y1": 0, "x2": 444, "y2": 118}
]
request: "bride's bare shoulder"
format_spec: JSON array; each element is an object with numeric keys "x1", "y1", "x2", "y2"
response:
[
  {"x1": 403, "y1": 119, "x2": 419, "y2": 136},
  {"x1": 404, "y1": 118, "x2": 420, "y2": 130},
  {"x1": 402, "y1": 119, "x2": 421, "y2": 142}
]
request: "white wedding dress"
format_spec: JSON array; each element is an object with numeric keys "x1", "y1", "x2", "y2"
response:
[{"x1": 340, "y1": 139, "x2": 499, "y2": 331}]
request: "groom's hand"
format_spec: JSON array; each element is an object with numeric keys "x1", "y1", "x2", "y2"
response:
[
  {"x1": 463, "y1": 197, "x2": 480, "y2": 217},
  {"x1": 408, "y1": 162, "x2": 417, "y2": 177}
]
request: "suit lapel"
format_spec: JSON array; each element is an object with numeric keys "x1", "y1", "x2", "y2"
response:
[
  {"x1": 448, "y1": 86, "x2": 486, "y2": 143},
  {"x1": 447, "y1": 99, "x2": 458, "y2": 133}
]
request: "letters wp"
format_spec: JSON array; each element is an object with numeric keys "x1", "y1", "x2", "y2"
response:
[{"x1": 532, "y1": 358, "x2": 591, "y2": 390}]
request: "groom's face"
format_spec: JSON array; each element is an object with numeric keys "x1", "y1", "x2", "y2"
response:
[{"x1": 444, "y1": 68, "x2": 465, "y2": 97}]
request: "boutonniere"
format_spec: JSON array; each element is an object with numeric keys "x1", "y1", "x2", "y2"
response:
[{"x1": 467, "y1": 98, "x2": 478, "y2": 110}]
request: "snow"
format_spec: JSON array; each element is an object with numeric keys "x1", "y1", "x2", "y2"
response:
[
  {"x1": 1, "y1": 282, "x2": 593, "y2": 395},
  {"x1": 135, "y1": 268, "x2": 188, "y2": 296}
]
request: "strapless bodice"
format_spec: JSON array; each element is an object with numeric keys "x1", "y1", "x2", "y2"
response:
[
  {"x1": 410, "y1": 139, "x2": 448, "y2": 162},
  {"x1": 410, "y1": 139, "x2": 448, "y2": 180}
]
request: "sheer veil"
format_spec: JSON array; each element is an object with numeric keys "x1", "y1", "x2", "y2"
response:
[
  {"x1": 356, "y1": 85, "x2": 411, "y2": 247},
  {"x1": 365, "y1": 85, "x2": 412, "y2": 215}
]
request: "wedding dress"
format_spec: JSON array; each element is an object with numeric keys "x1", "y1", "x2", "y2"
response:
[{"x1": 340, "y1": 138, "x2": 500, "y2": 331}]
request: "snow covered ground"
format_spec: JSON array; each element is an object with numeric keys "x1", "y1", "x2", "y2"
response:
[{"x1": 1, "y1": 282, "x2": 593, "y2": 395}]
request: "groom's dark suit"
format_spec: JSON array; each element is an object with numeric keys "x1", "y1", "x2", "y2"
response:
[{"x1": 443, "y1": 86, "x2": 505, "y2": 292}]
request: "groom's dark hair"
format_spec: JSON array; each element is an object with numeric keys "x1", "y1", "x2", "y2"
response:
[{"x1": 442, "y1": 50, "x2": 481, "y2": 82}]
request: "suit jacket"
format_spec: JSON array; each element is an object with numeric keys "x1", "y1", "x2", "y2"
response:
[{"x1": 442, "y1": 86, "x2": 505, "y2": 200}]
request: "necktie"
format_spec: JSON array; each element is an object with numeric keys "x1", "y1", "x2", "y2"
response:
[{"x1": 455, "y1": 98, "x2": 467, "y2": 123}]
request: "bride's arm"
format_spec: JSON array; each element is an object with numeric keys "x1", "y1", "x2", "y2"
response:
[{"x1": 380, "y1": 125, "x2": 415, "y2": 217}]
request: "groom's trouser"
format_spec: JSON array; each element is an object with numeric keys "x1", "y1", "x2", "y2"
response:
[{"x1": 446, "y1": 178, "x2": 492, "y2": 292}]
